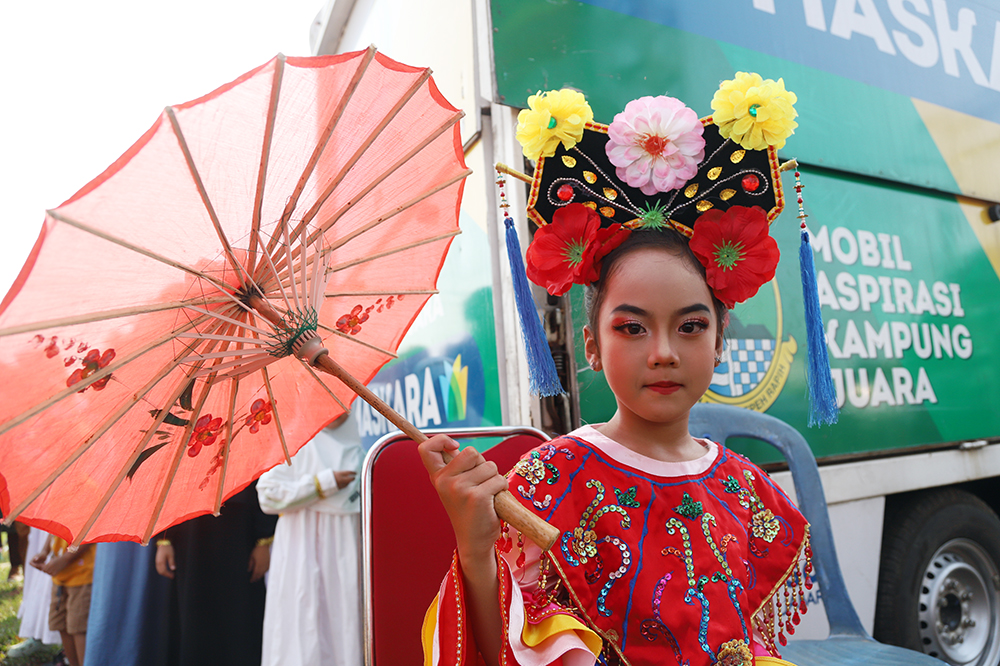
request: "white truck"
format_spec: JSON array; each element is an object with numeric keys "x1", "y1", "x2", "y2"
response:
[{"x1": 310, "y1": 1, "x2": 1000, "y2": 664}]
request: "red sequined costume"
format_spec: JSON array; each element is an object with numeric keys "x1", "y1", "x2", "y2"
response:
[{"x1": 422, "y1": 426, "x2": 812, "y2": 666}]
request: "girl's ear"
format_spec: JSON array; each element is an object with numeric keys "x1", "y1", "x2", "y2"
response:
[
  {"x1": 715, "y1": 329, "x2": 725, "y2": 364},
  {"x1": 583, "y1": 325, "x2": 602, "y2": 372}
]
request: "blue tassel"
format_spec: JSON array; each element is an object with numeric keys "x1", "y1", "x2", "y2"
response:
[
  {"x1": 800, "y1": 227, "x2": 839, "y2": 426},
  {"x1": 505, "y1": 216, "x2": 565, "y2": 396}
]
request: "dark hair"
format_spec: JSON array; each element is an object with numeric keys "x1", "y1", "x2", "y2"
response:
[{"x1": 584, "y1": 230, "x2": 729, "y2": 340}]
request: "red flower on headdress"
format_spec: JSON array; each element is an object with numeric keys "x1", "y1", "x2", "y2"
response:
[
  {"x1": 689, "y1": 205, "x2": 779, "y2": 307},
  {"x1": 526, "y1": 204, "x2": 629, "y2": 296}
]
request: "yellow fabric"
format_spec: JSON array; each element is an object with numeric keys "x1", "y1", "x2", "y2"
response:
[
  {"x1": 421, "y1": 594, "x2": 440, "y2": 666},
  {"x1": 757, "y1": 656, "x2": 799, "y2": 666},
  {"x1": 50, "y1": 538, "x2": 94, "y2": 587},
  {"x1": 521, "y1": 612, "x2": 603, "y2": 657}
]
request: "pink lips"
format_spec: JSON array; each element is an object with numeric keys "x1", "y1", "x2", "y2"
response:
[{"x1": 647, "y1": 381, "x2": 681, "y2": 394}]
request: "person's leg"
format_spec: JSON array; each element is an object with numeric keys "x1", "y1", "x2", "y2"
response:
[
  {"x1": 64, "y1": 584, "x2": 90, "y2": 666},
  {"x1": 73, "y1": 632, "x2": 86, "y2": 666},
  {"x1": 6, "y1": 526, "x2": 21, "y2": 578},
  {"x1": 60, "y1": 630, "x2": 80, "y2": 666},
  {"x1": 15, "y1": 522, "x2": 29, "y2": 569}
]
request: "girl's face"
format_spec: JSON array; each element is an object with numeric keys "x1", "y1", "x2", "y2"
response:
[{"x1": 584, "y1": 247, "x2": 723, "y2": 434}]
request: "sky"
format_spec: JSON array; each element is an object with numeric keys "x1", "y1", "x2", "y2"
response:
[{"x1": 0, "y1": 0, "x2": 326, "y2": 296}]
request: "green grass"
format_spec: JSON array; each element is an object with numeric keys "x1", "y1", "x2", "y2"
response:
[{"x1": 0, "y1": 533, "x2": 62, "y2": 665}]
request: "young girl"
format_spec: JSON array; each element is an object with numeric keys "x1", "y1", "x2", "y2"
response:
[{"x1": 419, "y1": 77, "x2": 811, "y2": 666}]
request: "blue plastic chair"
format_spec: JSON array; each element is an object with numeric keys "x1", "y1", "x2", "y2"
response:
[{"x1": 689, "y1": 404, "x2": 945, "y2": 666}]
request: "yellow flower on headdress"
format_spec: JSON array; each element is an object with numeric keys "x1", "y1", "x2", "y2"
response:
[
  {"x1": 516, "y1": 89, "x2": 593, "y2": 161},
  {"x1": 711, "y1": 72, "x2": 798, "y2": 151}
]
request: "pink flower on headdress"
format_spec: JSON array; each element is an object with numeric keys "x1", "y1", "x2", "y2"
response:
[
  {"x1": 526, "y1": 204, "x2": 629, "y2": 296},
  {"x1": 689, "y1": 205, "x2": 779, "y2": 308},
  {"x1": 605, "y1": 96, "x2": 705, "y2": 195}
]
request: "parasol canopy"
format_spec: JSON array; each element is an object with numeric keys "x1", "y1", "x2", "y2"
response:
[{"x1": 0, "y1": 47, "x2": 471, "y2": 545}]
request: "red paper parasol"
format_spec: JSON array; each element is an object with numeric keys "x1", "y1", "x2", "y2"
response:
[{"x1": 0, "y1": 47, "x2": 475, "y2": 545}]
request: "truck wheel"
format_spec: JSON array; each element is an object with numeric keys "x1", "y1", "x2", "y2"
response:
[{"x1": 874, "y1": 489, "x2": 1000, "y2": 666}]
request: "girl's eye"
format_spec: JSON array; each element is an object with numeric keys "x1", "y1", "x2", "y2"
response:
[
  {"x1": 679, "y1": 319, "x2": 710, "y2": 334},
  {"x1": 612, "y1": 321, "x2": 645, "y2": 336}
]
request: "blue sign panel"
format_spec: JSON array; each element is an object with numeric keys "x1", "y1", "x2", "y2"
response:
[
  {"x1": 357, "y1": 336, "x2": 487, "y2": 449},
  {"x1": 580, "y1": 0, "x2": 1000, "y2": 124}
]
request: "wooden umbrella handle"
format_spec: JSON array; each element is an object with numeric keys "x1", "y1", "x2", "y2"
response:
[{"x1": 312, "y1": 352, "x2": 561, "y2": 551}]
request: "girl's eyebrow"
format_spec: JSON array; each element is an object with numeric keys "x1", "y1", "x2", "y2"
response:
[
  {"x1": 610, "y1": 304, "x2": 649, "y2": 317},
  {"x1": 677, "y1": 304, "x2": 711, "y2": 316},
  {"x1": 610, "y1": 303, "x2": 710, "y2": 317}
]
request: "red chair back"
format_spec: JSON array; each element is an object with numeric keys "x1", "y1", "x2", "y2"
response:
[{"x1": 362, "y1": 427, "x2": 549, "y2": 666}]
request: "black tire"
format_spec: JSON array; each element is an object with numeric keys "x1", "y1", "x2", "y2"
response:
[{"x1": 875, "y1": 488, "x2": 1000, "y2": 666}]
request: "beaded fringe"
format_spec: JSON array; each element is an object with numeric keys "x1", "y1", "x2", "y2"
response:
[{"x1": 753, "y1": 527, "x2": 813, "y2": 652}]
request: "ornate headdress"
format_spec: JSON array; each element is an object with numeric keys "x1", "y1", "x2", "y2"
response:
[{"x1": 499, "y1": 73, "x2": 838, "y2": 426}]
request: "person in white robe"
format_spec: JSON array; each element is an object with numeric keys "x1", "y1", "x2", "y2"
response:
[
  {"x1": 257, "y1": 412, "x2": 363, "y2": 666},
  {"x1": 16, "y1": 527, "x2": 61, "y2": 645}
]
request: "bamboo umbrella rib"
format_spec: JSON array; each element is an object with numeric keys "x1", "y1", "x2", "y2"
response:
[
  {"x1": 299, "y1": 360, "x2": 349, "y2": 412},
  {"x1": 213, "y1": 377, "x2": 241, "y2": 516},
  {"x1": 217, "y1": 356, "x2": 275, "y2": 381},
  {"x1": 190, "y1": 352, "x2": 272, "y2": 376},
  {"x1": 248, "y1": 54, "x2": 286, "y2": 279},
  {"x1": 262, "y1": 367, "x2": 292, "y2": 465},
  {"x1": 289, "y1": 67, "x2": 434, "y2": 244},
  {"x1": 324, "y1": 289, "x2": 437, "y2": 298},
  {"x1": 5, "y1": 313, "x2": 220, "y2": 528},
  {"x1": 47, "y1": 211, "x2": 237, "y2": 296},
  {"x1": 299, "y1": 225, "x2": 309, "y2": 308},
  {"x1": 316, "y1": 324, "x2": 397, "y2": 358},
  {"x1": 135, "y1": 341, "x2": 233, "y2": 546},
  {"x1": 308, "y1": 237, "x2": 326, "y2": 312},
  {"x1": 0, "y1": 296, "x2": 231, "y2": 338},
  {"x1": 183, "y1": 304, "x2": 273, "y2": 337},
  {"x1": 262, "y1": 46, "x2": 378, "y2": 262},
  {"x1": 319, "y1": 168, "x2": 472, "y2": 258},
  {"x1": 177, "y1": 348, "x2": 271, "y2": 362},
  {"x1": 266, "y1": 164, "x2": 466, "y2": 291},
  {"x1": 281, "y1": 218, "x2": 303, "y2": 314},
  {"x1": 305, "y1": 110, "x2": 464, "y2": 250},
  {"x1": 254, "y1": 226, "x2": 296, "y2": 314},
  {"x1": 176, "y1": 332, "x2": 271, "y2": 345},
  {"x1": 326, "y1": 229, "x2": 461, "y2": 274},
  {"x1": 0, "y1": 311, "x2": 218, "y2": 439},
  {"x1": 193, "y1": 355, "x2": 275, "y2": 379},
  {"x1": 165, "y1": 107, "x2": 247, "y2": 289}
]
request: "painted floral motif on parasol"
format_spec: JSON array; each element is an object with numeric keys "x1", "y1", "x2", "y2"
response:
[
  {"x1": 67, "y1": 348, "x2": 116, "y2": 392},
  {"x1": 244, "y1": 399, "x2": 273, "y2": 434},
  {"x1": 335, "y1": 295, "x2": 407, "y2": 335},
  {"x1": 199, "y1": 447, "x2": 228, "y2": 491},
  {"x1": 336, "y1": 305, "x2": 371, "y2": 335},
  {"x1": 30, "y1": 335, "x2": 115, "y2": 393},
  {"x1": 187, "y1": 414, "x2": 223, "y2": 457}
]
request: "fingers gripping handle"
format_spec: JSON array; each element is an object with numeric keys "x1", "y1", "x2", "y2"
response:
[
  {"x1": 311, "y1": 351, "x2": 561, "y2": 552},
  {"x1": 439, "y1": 448, "x2": 560, "y2": 552}
]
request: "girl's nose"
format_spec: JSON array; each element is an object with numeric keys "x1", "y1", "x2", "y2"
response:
[{"x1": 649, "y1": 334, "x2": 680, "y2": 367}]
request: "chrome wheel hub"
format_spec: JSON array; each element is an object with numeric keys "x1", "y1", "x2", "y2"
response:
[{"x1": 918, "y1": 539, "x2": 1000, "y2": 666}]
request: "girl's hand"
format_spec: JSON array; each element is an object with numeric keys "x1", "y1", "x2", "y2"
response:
[{"x1": 417, "y1": 434, "x2": 509, "y2": 563}]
